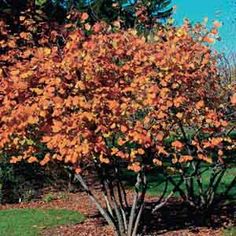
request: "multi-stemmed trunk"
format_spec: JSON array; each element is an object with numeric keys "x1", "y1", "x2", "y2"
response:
[{"x1": 75, "y1": 164, "x2": 147, "y2": 236}]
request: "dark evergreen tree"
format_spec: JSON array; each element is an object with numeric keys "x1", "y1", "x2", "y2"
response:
[
  {"x1": 63, "y1": 0, "x2": 173, "y2": 28},
  {"x1": 0, "y1": 0, "x2": 173, "y2": 28}
]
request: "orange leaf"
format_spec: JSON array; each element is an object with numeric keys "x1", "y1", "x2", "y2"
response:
[
  {"x1": 75, "y1": 167, "x2": 82, "y2": 174},
  {"x1": 156, "y1": 133, "x2": 164, "y2": 141},
  {"x1": 173, "y1": 96, "x2": 185, "y2": 107},
  {"x1": 156, "y1": 145, "x2": 168, "y2": 156},
  {"x1": 111, "y1": 148, "x2": 119, "y2": 155},
  {"x1": 128, "y1": 163, "x2": 141, "y2": 172},
  {"x1": 52, "y1": 120, "x2": 63, "y2": 133},
  {"x1": 176, "y1": 112, "x2": 183, "y2": 119},
  {"x1": 110, "y1": 123, "x2": 116, "y2": 129},
  {"x1": 172, "y1": 140, "x2": 184, "y2": 150},
  {"x1": 10, "y1": 156, "x2": 19, "y2": 164},
  {"x1": 196, "y1": 100, "x2": 204, "y2": 109},
  {"x1": 211, "y1": 137, "x2": 223, "y2": 146},
  {"x1": 198, "y1": 153, "x2": 212, "y2": 163},
  {"x1": 203, "y1": 36, "x2": 215, "y2": 44},
  {"x1": 92, "y1": 23, "x2": 102, "y2": 33},
  {"x1": 213, "y1": 21, "x2": 221, "y2": 28},
  {"x1": 231, "y1": 93, "x2": 236, "y2": 105},
  {"x1": 120, "y1": 125, "x2": 128, "y2": 133},
  {"x1": 179, "y1": 155, "x2": 193, "y2": 163},
  {"x1": 40, "y1": 154, "x2": 50, "y2": 166},
  {"x1": 108, "y1": 100, "x2": 119, "y2": 110},
  {"x1": 81, "y1": 12, "x2": 89, "y2": 21},
  {"x1": 117, "y1": 138, "x2": 125, "y2": 146},
  {"x1": 99, "y1": 153, "x2": 110, "y2": 164},
  {"x1": 27, "y1": 156, "x2": 38, "y2": 163},
  {"x1": 211, "y1": 28, "x2": 218, "y2": 35},
  {"x1": 28, "y1": 116, "x2": 39, "y2": 124}
]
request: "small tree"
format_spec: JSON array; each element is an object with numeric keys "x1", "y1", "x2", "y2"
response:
[{"x1": 0, "y1": 18, "x2": 235, "y2": 235}]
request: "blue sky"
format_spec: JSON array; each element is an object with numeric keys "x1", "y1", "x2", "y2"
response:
[{"x1": 172, "y1": 0, "x2": 236, "y2": 54}]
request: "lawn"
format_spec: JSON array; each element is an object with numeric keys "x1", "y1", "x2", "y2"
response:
[
  {"x1": 0, "y1": 208, "x2": 85, "y2": 236},
  {"x1": 147, "y1": 167, "x2": 236, "y2": 197},
  {"x1": 122, "y1": 166, "x2": 236, "y2": 197},
  {"x1": 224, "y1": 227, "x2": 236, "y2": 236}
]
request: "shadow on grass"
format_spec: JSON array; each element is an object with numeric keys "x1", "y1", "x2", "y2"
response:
[{"x1": 141, "y1": 199, "x2": 236, "y2": 235}]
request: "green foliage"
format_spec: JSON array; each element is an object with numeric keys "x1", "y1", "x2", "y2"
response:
[
  {"x1": 0, "y1": 0, "x2": 173, "y2": 28},
  {"x1": 0, "y1": 208, "x2": 85, "y2": 236},
  {"x1": 224, "y1": 227, "x2": 236, "y2": 236},
  {"x1": 42, "y1": 192, "x2": 70, "y2": 203},
  {"x1": 35, "y1": 0, "x2": 48, "y2": 6},
  {"x1": 42, "y1": 193, "x2": 56, "y2": 203},
  {"x1": 73, "y1": 0, "x2": 173, "y2": 30},
  {"x1": 0, "y1": 155, "x2": 44, "y2": 204},
  {"x1": 0, "y1": 153, "x2": 72, "y2": 204}
]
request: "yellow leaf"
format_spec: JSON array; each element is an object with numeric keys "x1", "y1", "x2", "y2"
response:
[
  {"x1": 31, "y1": 88, "x2": 43, "y2": 95},
  {"x1": 137, "y1": 148, "x2": 145, "y2": 155},
  {"x1": 99, "y1": 153, "x2": 110, "y2": 164},
  {"x1": 28, "y1": 116, "x2": 39, "y2": 124},
  {"x1": 176, "y1": 112, "x2": 183, "y2": 119},
  {"x1": 110, "y1": 123, "x2": 116, "y2": 129}
]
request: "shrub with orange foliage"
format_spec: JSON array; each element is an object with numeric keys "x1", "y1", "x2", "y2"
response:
[{"x1": 0, "y1": 18, "x2": 235, "y2": 235}]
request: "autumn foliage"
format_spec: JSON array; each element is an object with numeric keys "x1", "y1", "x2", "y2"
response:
[{"x1": 0, "y1": 12, "x2": 235, "y2": 235}]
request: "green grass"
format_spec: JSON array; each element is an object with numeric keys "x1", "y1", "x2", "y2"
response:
[
  {"x1": 147, "y1": 167, "x2": 236, "y2": 197},
  {"x1": 223, "y1": 227, "x2": 236, "y2": 236},
  {"x1": 122, "y1": 166, "x2": 236, "y2": 198},
  {"x1": 0, "y1": 208, "x2": 85, "y2": 236}
]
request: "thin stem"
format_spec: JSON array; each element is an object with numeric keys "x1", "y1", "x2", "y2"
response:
[
  {"x1": 207, "y1": 168, "x2": 226, "y2": 207},
  {"x1": 116, "y1": 181, "x2": 128, "y2": 231},
  {"x1": 103, "y1": 191, "x2": 114, "y2": 218},
  {"x1": 156, "y1": 179, "x2": 169, "y2": 204},
  {"x1": 75, "y1": 174, "x2": 117, "y2": 231},
  {"x1": 108, "y1": 180, "x2": 125, "y2": 234},
  {"x1": 128, "y1": 173, "x2": 141, "y2": 236},
  {"x1": 152, "y1": 191, "x2": 173, "y2": 213},
  {"x1": 132, "y1": 171, "x2": 147, "y2": 236},
  {"x1": 132, "y1": 202, "x2": 144, "y2": 236},
  {"x1": 152, "y1": 178, "x2": 183, "y2": 213},
  {"x1": 128, "y1": 170, "x2": 147, "y2": 236}
]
